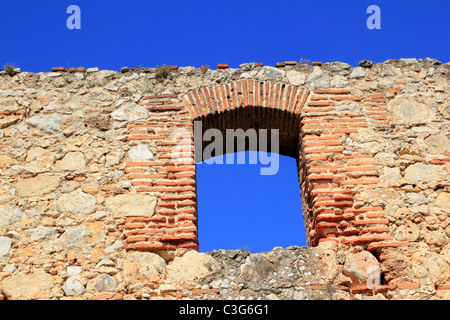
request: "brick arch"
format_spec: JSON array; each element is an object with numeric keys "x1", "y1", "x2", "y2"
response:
[
  {"x1": 123, "y1": 80, "x2": 409, "y2": 263},
  {"x1": 181, "y1": 80, "x2": 309, "y2": 118}
]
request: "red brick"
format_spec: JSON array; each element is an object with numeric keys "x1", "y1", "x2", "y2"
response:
[
  {"x1": 125, "y1": 243, "x2": 170, "y2": 251},
  {"x1": 396, "y1": 283, "x2": 419, "y2": 290},
  {"x1": 52, "y1": 67, "x2": 68, "y2": 72},
  {"x1": 158, "y1": 235, "x2": 197, "y2": 242},
  {"x1": 330, "y1": 96, "x2": 361, "y2": 101},
  {"x1": 367, "y1": 242, "x2": 410, "y2": 251},
  {"x1": 314, "y1": 89, "x2": 349, "y2": 94},
  {"x1": 142, "y1": 94, "x2": 178, "y2": 100}
]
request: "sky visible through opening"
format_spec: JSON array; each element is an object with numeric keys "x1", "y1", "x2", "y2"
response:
[{"x1": 196, "y1": 151, "x2": 306, "y2": 253}]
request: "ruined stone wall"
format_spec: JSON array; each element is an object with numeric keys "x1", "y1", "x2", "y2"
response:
[{"x1": 0, "y1": 58, "x2": 449, "y2": 300}]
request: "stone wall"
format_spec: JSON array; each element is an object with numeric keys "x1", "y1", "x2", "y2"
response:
[{"x1": 0, "y1": 58, "x2": 449, "y2": 300}]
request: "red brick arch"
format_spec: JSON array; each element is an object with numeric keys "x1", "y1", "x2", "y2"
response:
[{"x1": 123, "y1": 79, "x2": 408, "y2": 258}]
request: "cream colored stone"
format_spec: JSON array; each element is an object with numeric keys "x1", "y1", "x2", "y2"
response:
[
  {"x1": 166, "y1": 251, "x2": 221, "y2": 283},
  {"x1": 15, "y1": 174, "x2": 60, "y2": 197},
  {"x1": 0, "y1": 154, "x2": 17, "y2": 169},
  {"x1": 123, "y1": 252, "x2": 166, "y2": 286},
  {"x1": 1, "y1": 270, "x2": 55, "y2": 298},
  {"x1": 410, "y1": 251, "x2": 450, "y2": 283},
  {"x1": 435, "y1": 192, "x2": 450, "y2": 213},
  {"x1": 105, "y1": 194, "x2": 157, "y2": 217},
  {"x1": 389, "y1": 94, "x2": 431, "y2": 124},
  {"x1": 343, "y1": 250, "x2": 380, "y2": 287},
  {"x1": 55, "y1": 151, "x2": 86, "y2": 171}
]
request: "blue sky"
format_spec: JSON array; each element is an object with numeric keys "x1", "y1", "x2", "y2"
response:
[{"x1": 0, "y1": 1, "x2": 448, "y2": 252}]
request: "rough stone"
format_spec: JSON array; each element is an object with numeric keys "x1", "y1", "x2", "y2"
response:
[
  {"x1": 84, "y1": 114, "x2": 112, "y2": 131},
  {"x1": 128, "y1": 144, "x2": 153, "y2": 161},
  {"x1": 55, "y1": 152, "x2": 86, "y2": 171},
  {"x1": 111, "y1": 103, "x2": 148, "y2": 121},
  {"x1": 0, "y1": 236, "x2": 12, "y2": 258},
  {"x1": 359, "y1": 60, "x2": 375, "y2": 68},
  {"x1": 59, "y1": 225, "x2": 90, "y2": 249},
  {"x1": 89, "y1": 274, "x2": 117, "y2": 292},
  {"x1": 105, "y1": 194, "x2": 157, "y2": 217},
  {"x1": 57, "y1": 190, "x2": 96, "y2": 216},
  {"x1": 342, "y1": 250, "x2": 380, "y2": 287},
  {"x1": 123, "y1": 252, "x2": 166, "y2": 286},
  {"x1": 349, "y1": 67, "x2": 366, "y2": 79},
  {"x1": 63, "y1": 277, "x2": 86, "y2": 296},
  {"x1": 404, "y1": 163, "x2": 444, "y2": 184},
  {"x1": 435, "y1": 193, "x2": 450, "y2": 213},
  {"x1": 256, "y1": 66, "x2": 285, "y2": 80},
  {"x1": 26, "y1": 226, "x2": 56, "y2": 241},
  {"x1": 26, "y1": 114, "x2": 61, "y2": 133},
  {"x1": 167, "y1": 251, "x2": 221, "y2": 283},
  {"x1": 410, "y1": 251, "x2": 450, "y2": 283},
  {"x1": 324, "y1": 62, "x2": 351, "y2": 75},
  {"x1": 286, "y1": 70, "x2": 306, "y2": 86},
  {"x1": 1, "y1": 270, "x2": 54, "y2": 298},
  {"x1": 394, "y1": 221, "x2": 420, "y2": 242},
  {"x1": 0, "y1": 155, "x2": 17, "y2": 169},
  {"x1": 424, "y1": 134, "x2": 450, "y2": 155},
  {"x1": 25, "y1": 147, "x2": 54, "y2": 169},
  {"x1": 15, "y1": 174, "x2": 60, "y2": 197},
  {"x1": 240, "y1": 254, "x2": 275, "y2": 282},
  {"x1": 0, "y1": 206, "x2": 22, "y2": 227},
  {"x1": 389, "y1": 95, "x2": 431, "y2": 124},
  {"x1": 306, "y1": 68, "x2": 329, "y2": 89}
]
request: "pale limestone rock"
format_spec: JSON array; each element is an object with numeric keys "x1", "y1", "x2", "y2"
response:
[
  {"x1": 1, "y1": 270, "x2": 54, "y2": 298},
  {"x1": 0, "y1": 236, "x2": 12, "y2": 258},
  {"x1": 167, "y1": 251, "x2": 221, "y2": 283},
  {"x1": 55, "y1": 151, "x2": 86, "y2": 171},
  {"x1": 0, "y1": 206, "x2": 22, "y2": 227},
  {"x1": 240, "y1": 254, "x2": 275, "y2": 282},
  {"x1": 59, "y1": 221, "x2": 105, "y2": 252},
  {"x1": 0, "y1": 154, "x2": 17, "y2": 169},
  {"x1": 25, "y1": 147, "x2": 54, "y2": 169},
  {"x1": 63, "y1": 277, "x2": 85, "y2": 296},
  {"x1": 410, "y1": 251, "x2": 450, "y2": 283},
  {"x1": 350, "y1": 67, "x2": 366, "y2": 79},
  {"x1": 123, "y1": 252, "x2": 166, "y2": 286},
  {"x1": 105, "y1": 194, "x2": 157, "y2": 217},
  {"x1": 389, "y1": 95, "x2": 431, "y2": 124},
  {"x1": 26, "y1": 114, "x2": 61, "y2": 133},
  {"x1": 286, "y1": 70, "x2": 306, "y2": 86},
  {"x1": 256, "y1": 66, "x2": 285, "y2": 80},
  {"x1": 26, "y1": 226, "x2": 56, "y2": 241},
  {"x1": 435, "y1": 192, "x2": 450, "y2": 213},
  {"x1": 128, "y1": 144, "x2": 153, "y2": 161},
  {"x1": 330, "y1": 75, "x2": 348, "y2": 88},
  {"x1": 57, "y1": 190, "x2": 96, "y2": 215},
  {"x1": 111, "y1": 103, "x2": 148, "y2": 121},
  {"x1": 382, "y1": 167, "x2": 402, "y2": 186},
  {"x1": 343, "y1": 250, "x2": 380, "y2": 287},
  {"x1": 88, "y1": 274, "x2": 117, "y2": 293},
  {"x1": 306, "y1": 67, "x2": 329, "y2": 89},
  {"x1": 404, "y1": 163, "x2": 444, "y2": 184},
  {"x1": 15, "y1": 174, "x2": 60, "y2": 197},
  {"x1": 394, "y1": 221, "x2": 420, "y2": 242},
  {"x1": 425, "y1": 134, "x2": 450, "y2": 155}
]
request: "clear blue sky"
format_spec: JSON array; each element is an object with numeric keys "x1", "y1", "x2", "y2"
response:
[{"x1": 1, "y1": 1, "x2": 448, "y2": 252}]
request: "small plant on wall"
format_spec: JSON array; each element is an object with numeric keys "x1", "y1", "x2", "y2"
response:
[
  {"x1": 3, "y1": 62, "x2": 18, "y2": 76},
  {"x1": 155, "y1": 65, "x2": 171, "y2": 81}
]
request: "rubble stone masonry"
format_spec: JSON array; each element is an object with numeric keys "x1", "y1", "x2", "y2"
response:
[{"x1": 0, "y1": 58, "x2": 449, "y2": 300}]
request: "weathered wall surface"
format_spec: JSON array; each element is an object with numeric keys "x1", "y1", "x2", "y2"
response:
[{"x1": 0, "y1": 59, "x2": 449, "y2": 300}]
